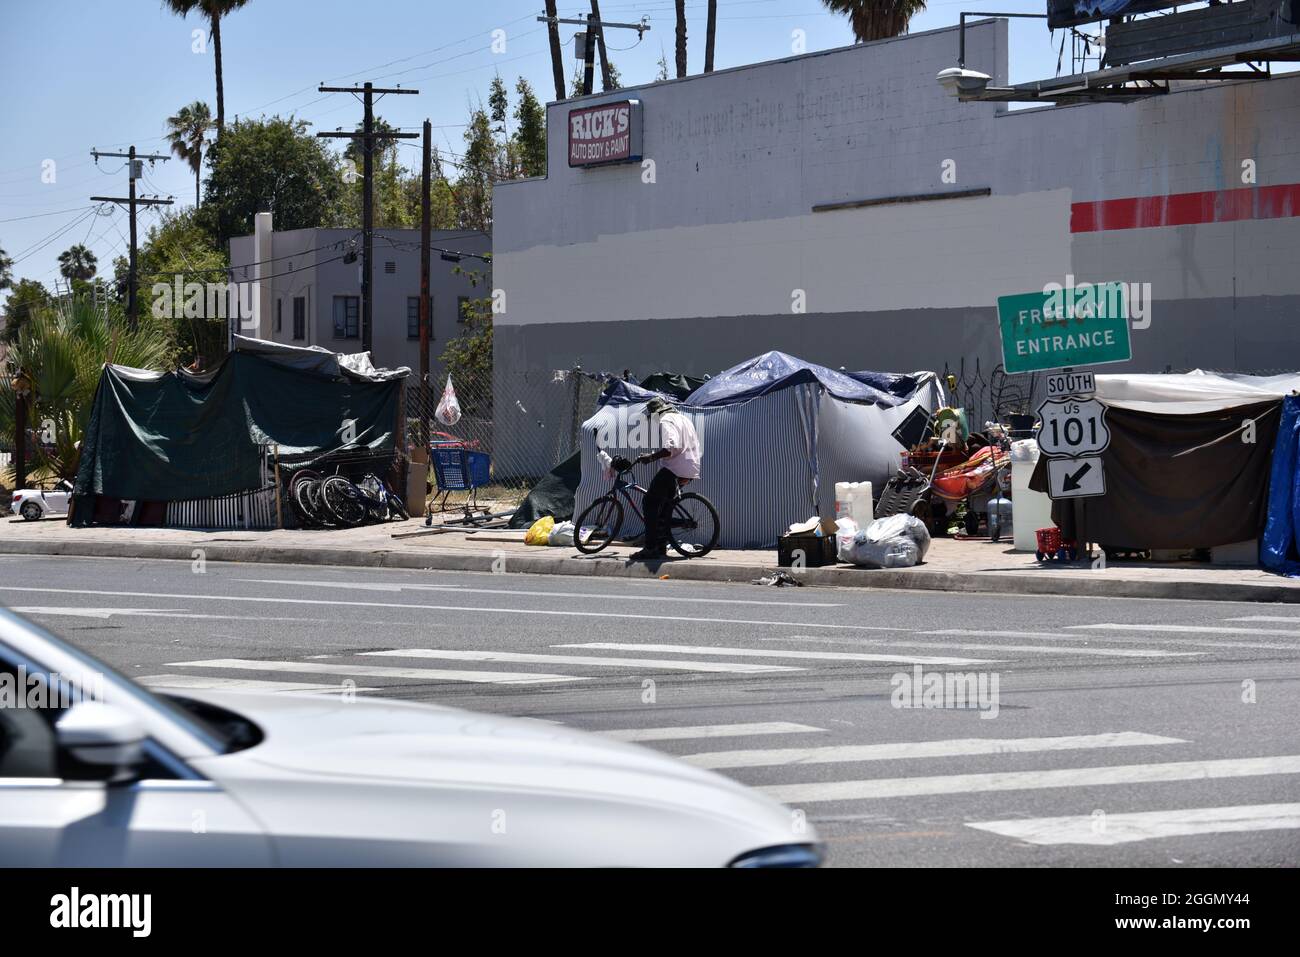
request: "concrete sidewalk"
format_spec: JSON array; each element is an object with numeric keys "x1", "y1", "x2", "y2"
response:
[{"x1": 3, "y1": 516, "x2": 1298, "y2": 603}]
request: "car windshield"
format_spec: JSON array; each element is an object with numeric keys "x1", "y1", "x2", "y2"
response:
[{"x1": 0, "y1": 608, "x2": 240, "y2": 755}]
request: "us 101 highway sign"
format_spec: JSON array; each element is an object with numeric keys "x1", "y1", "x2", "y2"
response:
[{"x1": 1036, "y1": 397, "x2": 1111, "y2": 458}]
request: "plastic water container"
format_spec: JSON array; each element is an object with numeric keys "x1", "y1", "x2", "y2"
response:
[
  {"x1": 834, "y1": 481, "x2": 874, "y2": 529},
  {"x1": 1010, "y1": 440, "x2": 1054, "y2": 552}
]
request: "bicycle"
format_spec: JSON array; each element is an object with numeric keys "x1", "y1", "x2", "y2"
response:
[{"x1": 573, "y1": 454, "x2": 720, "y2": 557}]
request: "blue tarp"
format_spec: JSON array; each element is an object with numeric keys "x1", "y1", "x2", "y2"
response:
[
  {"x1": 1261, "y1": 394, "x2": 1300, "y2": 577},
  {"x1": 684, "y1": 351, "x2": 917, "y2": 408}
]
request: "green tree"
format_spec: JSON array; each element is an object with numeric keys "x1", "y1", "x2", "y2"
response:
[
  {"x1": 457, "y1": 107, "x2": 497, "y2": 231},
  {"x1": 3, "y1": 279, "x2": 51, "y2": 343},
  {"x1": 820, "y1": 0, "x2": 928, "y2": 42},
  {"x1": 200, "y1": 116, "x2": 344, "y2": 245},
  {"x1": 167, "y1": 101, "x2": 214, "y2": 207},
  {"x1": 437, "y1": 267, "x2": 494, "y2": 414},
  {"x1": 0, "y1": 246, "x2": 12, "y2": 292},
  {"x1": 136, "y1": 208, "x2": 230, "y2": 368},
  {"x1": 0, "y1": 292, "x2": 169, "y2": 481},
  {"x1": 514, "y1": 78, "x2": 547, "y2": 178},
  {"x1": 57, "y1": 244, "x2": 98, "y2": 282},
  {"x1": 163, "y1": 0, "x2": 251, "y2": 136},
  {"x1": 335, "y1": 116, "x2": 422, "y2": 229}
]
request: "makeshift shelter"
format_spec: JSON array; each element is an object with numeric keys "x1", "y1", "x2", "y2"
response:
[
  {"x1": 1030, "y1": 370, "x2": 1300, "y2": 555},
  {"x1": 72, "y1": 336, "x2": 408, "y2": 527},
  {"x1": 508, "y1": 451, "x2": 582, "y2": 529},
  {"x1": 574, "y1": 352, "x2": 945, "y2": 549},
  {"x1": 1263, "y1": 394, "x2": 1300, "y2": 576}
]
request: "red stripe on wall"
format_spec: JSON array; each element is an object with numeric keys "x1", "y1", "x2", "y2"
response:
[{"x1": 1071, "y1": 183, "x2": 1300, "y2": 232}]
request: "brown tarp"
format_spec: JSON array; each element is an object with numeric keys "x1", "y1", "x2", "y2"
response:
[{"x1": 1029, "y1": 400, "x2": 1281, "y2": 549}]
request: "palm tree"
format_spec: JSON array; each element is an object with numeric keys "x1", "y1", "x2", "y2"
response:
[
  {"x1": 57, "y1": 245, "x2": 97, "y2": 282},
  {"x1": 163, "y1": 0, "x2": 250, "y2": 137},
  {"x1": 167, "y1": 101, "x2": 213, "y2": 206},
  {"x1": 675, "y1": 0, "x2": 687, "y2": 78},
  {"x1": 821, "y1": 0, "x2": 928, "y2": 43}
]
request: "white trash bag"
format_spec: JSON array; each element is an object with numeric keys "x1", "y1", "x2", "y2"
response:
[
  {"x1": 838, "y1": 513, "x2": 931, "y2": 569},
  {"x1": 435, "y1": 375, "x2": 462, "y2": 426},
  {"x1": 548, "y1": 521, "x2": 575, "y2": 547}
]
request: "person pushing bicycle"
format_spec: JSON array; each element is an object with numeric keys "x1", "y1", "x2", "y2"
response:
[{"x1": 616, "y1": 396, "x2": 702, "y2": 561}]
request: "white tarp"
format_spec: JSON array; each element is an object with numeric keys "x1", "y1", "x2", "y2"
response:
[{"x1": 1095, "y1": 370, "x2": 1300, "y2": 415}]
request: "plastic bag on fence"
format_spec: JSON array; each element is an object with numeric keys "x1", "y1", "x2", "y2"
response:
[
  {"x1": 547, "y1": 520, "x2": 575, "y2": 547},
  {"x1": 524, "y1": 516, "x2": 555, "y2": 546},
  {"x1": 435, "y1": 375, "x2": 462, "y2": 426}
]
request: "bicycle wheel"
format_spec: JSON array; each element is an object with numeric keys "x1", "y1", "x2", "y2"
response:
[
  {"x1": 573, "y1": 495, "x2": 624, "y2": 555},
  {"x1": 302, "y1": 478, "x2": 335, "y2": 527},
  {"x1": 289, "y1": 470, "x2": 323, "y2": 527},
  {"x1": 668, "y1": 492, "x2": 720, "y2": 558},
  {"x1": 321, "y1": 475, "x2": 367, "y2": 527},
  {"x1": 387, "y1": 490, "x2": 410, "y2": 522}
]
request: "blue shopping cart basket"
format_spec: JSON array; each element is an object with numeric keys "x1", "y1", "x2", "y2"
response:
[{"x1": 429, "y1": 446, "x2": 491, "y2": 514}]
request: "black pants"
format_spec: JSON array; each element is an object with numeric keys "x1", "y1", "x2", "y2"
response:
[{"x1": 641, "y1": 467, "x2": 681, "y2": 552}]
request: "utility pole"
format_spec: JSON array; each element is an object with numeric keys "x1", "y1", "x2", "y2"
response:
[
  {"x1": 705, "y1": 0, "x2": 718, "y2": 73},
  {"x1": 544, "y1": 0, "x2": 566, "y2": 101},
  {"x1": 316, "y1": 82, "x2": 419, "y2": 356},
  {"x1": 419, "y1": 119, "x2": 432, "y2": 448},
  {"x1": 536, "y1": 12, "x2": 649, "y2": 97},
  {"x1": 590, "y1": 1, "x2": 613, "y2": 92},
  {"x1": 90, "y1": 145, "x2": 173, "y2": 330}
]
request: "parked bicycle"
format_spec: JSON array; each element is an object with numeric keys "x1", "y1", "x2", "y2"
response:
[
  {"x1": 573, "y1": 454, "x2": 720, "y2": 557},
  {"x1": 289, "y1": 470, "x2": 409, "y2": 528}
]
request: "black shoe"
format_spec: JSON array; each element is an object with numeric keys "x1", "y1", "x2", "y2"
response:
[{"x1": 628, "y1": 547, "x2": 667, "y2": 561}]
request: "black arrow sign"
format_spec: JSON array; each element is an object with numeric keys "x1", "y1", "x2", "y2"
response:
[{"x1": 1063, "y1": 461, "x2": 1093, "y2": 491}]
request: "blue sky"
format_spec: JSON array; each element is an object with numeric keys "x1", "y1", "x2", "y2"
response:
[{"x1": 0, "y1": 0, "x2": 1062, "y2": 297}]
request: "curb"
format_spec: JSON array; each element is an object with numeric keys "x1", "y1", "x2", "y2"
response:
[{"x1": 2, "y1": 537, "x2": 1298, "y2": 603}]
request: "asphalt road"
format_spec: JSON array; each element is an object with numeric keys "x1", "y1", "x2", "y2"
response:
[{"x1": 4, "y1": 553, "x2": 1298, "y2": 868}]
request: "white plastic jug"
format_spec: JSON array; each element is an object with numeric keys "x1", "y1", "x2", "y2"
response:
[{"x1": 834, "y1": 481, "x2": 874, "y2": 529}]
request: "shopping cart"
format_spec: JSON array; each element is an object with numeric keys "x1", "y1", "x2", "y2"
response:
[{"x1": 428, "y1": 446, "x2": 491, "y2": 519}]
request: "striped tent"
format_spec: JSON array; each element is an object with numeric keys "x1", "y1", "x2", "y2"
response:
[{"x1": 576, "y1": 367, "x2": 945, "y2": 550}]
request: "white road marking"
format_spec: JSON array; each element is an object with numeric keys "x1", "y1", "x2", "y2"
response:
[
  {"x1": 11, "y1": 606, "x2": 332, "y2": 624},
  {"x1": 556, "y1": 642, "x2": 997, "y2": 667},
  {"x1": 759, "y1": 755, "x2": 1300, "y2": 804},
  {"x1": 0, "y1": 585, "x2": 907, "y2": 633},
  {"x1": 912, "y1": 630, "x2": 1202, "y2": 658},
  {"x1": 1223, "y1": 616, "x2": 1300, "y2": 623},
  {"x1": 166, "y1": 658, "x2": 589, "y2": 686},
  {"x1": 1073, "y1": 623, "x2": 1300, "y2": 638},
  {"x1": 599, "y1": 722, "x2": 827, "y2": 743},
  {"x1": 681, "y1": 732, "x2": 1185, "y2": 770},
  {"x1": 921, "y1": 629, "x2": 1293, "y2": 653},
  {"x1": 234, "y1": 578, "x2": 844, "y2": 608},
  {"x1": 137, "y1": 675, "x2": 379, "y2": 695},
  {"x1": 967, "y1": 803, "x2": 1300, "y2": 846},
  {"x1": 362, "y1": 648, "x2": 804, "y2": 674}
]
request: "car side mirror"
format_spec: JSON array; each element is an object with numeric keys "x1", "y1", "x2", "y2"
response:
[{"x1": 55, "y1": 701, "x2": 147, "y2": 783}]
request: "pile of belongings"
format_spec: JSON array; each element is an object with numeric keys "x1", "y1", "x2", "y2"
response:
[
  {"x1": 835, "y1": 513, "x2": 931, "y2": 569},
  {"x1": 931, "y1": 444, "x2": 1010, "y2": 503}
]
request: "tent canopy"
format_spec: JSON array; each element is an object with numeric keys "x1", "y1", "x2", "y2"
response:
[
  {"x1": 1097, "y1": 369, "x2": 1300, "y2": 415},
  {"x1": 684, "y1": 351, "x2": 920, "y2": 408},
  {"x1": 73, "y1": 338, "x2": 407, "y2": 511}
]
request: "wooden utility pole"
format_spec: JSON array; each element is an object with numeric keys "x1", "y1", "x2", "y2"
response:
[
  {"x1": 90, "y1": 145, "x2": 173, "y2": 330},
  {"x1": 705, "y1": 0, "x2": 718, "y2": 73},
  {"x1": 590, "y1": 1, "x2": 613, "y2": 91},
  {"x1": 419, "y1": 119, "x2": 432, "y2": 447},
  {"x1": 537, "y1": 12, "x2": 649, "y2": 97},
  {"x1": 316, "y1": 83, "x2": 419, "y2": 356},
  {"x1": 544, "y1": 0, "x2": 566, "y2": 100},
  {"x1": 675, "y1": 0, "x2": 687, "y2": 78}
]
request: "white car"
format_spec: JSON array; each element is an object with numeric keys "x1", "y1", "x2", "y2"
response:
[
  {"x1": 0, "y1": 609, "x2": 822, "y2": 867},
  {"x1": 10, "y1": 479, "x2": 72, "y2": 521}
]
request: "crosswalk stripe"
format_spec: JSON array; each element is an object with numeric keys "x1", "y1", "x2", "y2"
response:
[
  {"x1": 967, "y1": 803, "x2": 1300, "y2": 846},
  {"x1": 165, "y1": 658, "x2": 589, "y2": 686},
  {"x1": 555, "y1": 642, "x2": 997, "y2": 667},
  {"x1": 138, "y1": 674, "x2": 378, "y2": 695},
  {"x1": 234, "y1": 578, "x2": 843, "y2": 608},
  {"x1": 917, "y1": 629, "x2": 1295, "y2": 652},
  {"x1": 681, "y1": 732, "x2": 1185, "y2": 770},
  {"x1": 1073, "y1": 623, "x2": 1300, "y2": 639},
  {"x1": 360, "y1": 648, "x2": 804, "y2": 674},
  {"x1": 758, "y1": 754, "x2": 1300, "y2": 804},
  {"x1": 1223, "y1": 616, "x2": 1300, "y2": 623},
  {"x1": 600, "y1": 722, "x2": 826, "y2": 743},
  {"x1": 899, "y1": 631, "x2": 1203, "y2": 658}
]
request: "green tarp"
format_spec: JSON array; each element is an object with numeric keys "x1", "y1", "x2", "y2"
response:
[{"x1": 73, "y1": 350, "x2": 404, "y2": 519}]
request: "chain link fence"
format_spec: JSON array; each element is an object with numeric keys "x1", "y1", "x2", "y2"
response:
[{"x1": 405, "y1": 365, "x2": 608, "y2": 514}]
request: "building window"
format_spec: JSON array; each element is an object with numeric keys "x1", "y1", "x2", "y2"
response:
[
  {"x1": 275, "y1": 299, "x2": 282, "y2": 334},
  {"x1": 457, "y1": 296, "x2": 470, "y2": 323},
  {"x1": 292, "y1": 297, "x2": 306, "y2": 340},
  {"x1": 407, "y1": 297, "x2": 421, "y2": 339},
  {"x1": 333, "y1": 296, "x2": 359, "y2": 339}
]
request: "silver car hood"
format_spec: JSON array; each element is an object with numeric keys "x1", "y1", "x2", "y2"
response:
[{"x1": 178, "y1": 689, "x2": 812, "y2": 866}]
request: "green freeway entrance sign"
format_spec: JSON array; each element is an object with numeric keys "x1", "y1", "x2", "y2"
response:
[{"x1": 997, "y1": 282, "x2": 1131, "y2": 374}]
